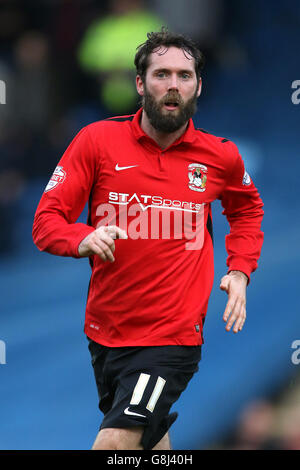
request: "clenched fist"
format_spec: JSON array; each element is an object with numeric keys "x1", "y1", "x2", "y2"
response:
[{"x1": 78, "y1": 225, "x2": 128, "y2": 262}]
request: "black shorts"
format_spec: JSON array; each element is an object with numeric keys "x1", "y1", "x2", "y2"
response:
[{"x1": 87, "y1": 337, "x2": 202, "y2": 450}]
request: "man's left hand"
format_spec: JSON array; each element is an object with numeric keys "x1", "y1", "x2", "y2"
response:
[{"x1": 220, "y1": 270, "x2": 248, "y2": 333}]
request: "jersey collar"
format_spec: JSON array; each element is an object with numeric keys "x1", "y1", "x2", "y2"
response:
[{"x1": 131, "y1": 107, "x2": 197, "y2": 147}]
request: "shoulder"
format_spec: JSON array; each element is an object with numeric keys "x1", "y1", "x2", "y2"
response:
[
  {"x1": 84, "y1": 113, "x2": 135, "y2": 135},
  {"x1": 194, "y1": 127, "x2": 236, "y2": 148},
  {"x1": 194, "y1": 127, "x2": 240, "y2": 167},
  {"x1": 75, "y1": 113, "x2": 135, "y2": 155}
]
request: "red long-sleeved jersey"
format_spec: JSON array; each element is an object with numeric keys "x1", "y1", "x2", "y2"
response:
[{"x1": 32, "y1": 108, "x2": 264, "y2": 346}]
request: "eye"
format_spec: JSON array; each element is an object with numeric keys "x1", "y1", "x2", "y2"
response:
[
  {"x1": 181, "y1": 72, "x2": 191, "y2": 80},
  {"x1": 156, "y1": 71, "x2": 166, "y2": 78}
]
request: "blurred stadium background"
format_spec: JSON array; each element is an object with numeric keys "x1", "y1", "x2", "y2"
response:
[{"x1": 1, "y1": 0, "x2": 300, "y2": 450}]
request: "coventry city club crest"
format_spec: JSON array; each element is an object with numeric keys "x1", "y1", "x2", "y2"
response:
[{"x1": 188, "y1": 163, "x2": 207, "y2": 192}]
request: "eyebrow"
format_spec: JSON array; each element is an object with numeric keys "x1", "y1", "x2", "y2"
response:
[{"x1": 152, "y1": 68, "x2": 195, "y2": 75}]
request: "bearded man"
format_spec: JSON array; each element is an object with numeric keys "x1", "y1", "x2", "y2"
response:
[{"x1": 33, "y1": 29, "x2": 264, "y2": 450}]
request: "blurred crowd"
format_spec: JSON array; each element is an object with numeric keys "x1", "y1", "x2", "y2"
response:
[{"x1": 210, "y1": 371, "x2": 300, "y2": 450}]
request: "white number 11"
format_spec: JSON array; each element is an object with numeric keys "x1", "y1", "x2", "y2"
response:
[{"x1": 130, "y1": 373, "x2": 166, "y2": 412}]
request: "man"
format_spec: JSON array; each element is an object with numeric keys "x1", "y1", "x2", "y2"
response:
[{"x1": 32, "y1": 30, "x2": 264, "y2": 450}]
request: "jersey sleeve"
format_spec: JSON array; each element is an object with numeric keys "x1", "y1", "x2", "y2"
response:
[
  {"x1": 220, "y1": 142, "x2": 264, "y2": 282},
  {"x1": 32, "y1": 126, "x2": 98, "y2": 258}
]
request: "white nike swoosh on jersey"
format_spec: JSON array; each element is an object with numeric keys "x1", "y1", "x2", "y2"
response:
[
  {"x1": 115, "y1": 164, "x2": 139, "y2": 171},
  {"x1": 124, "y1": 407, "x2": 146, "y2": 418}
]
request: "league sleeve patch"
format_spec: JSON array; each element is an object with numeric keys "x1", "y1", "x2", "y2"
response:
[
  {"x1": 44, "y1": 166, "x2": 66, "y2": 192},
  {"x1": 242, "y1": 170, "x2": 251, "y2": 186}
]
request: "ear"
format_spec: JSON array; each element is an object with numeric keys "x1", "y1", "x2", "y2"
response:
[
  {"x1": 136, "y1": 75, "x2": 144, "y2": 96},
  {"x1": 197, "y1": 78, "x2": 202, "y2": 97}
]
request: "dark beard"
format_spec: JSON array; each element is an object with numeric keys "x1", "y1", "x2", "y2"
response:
[{"x1": 142, "y1": 86, "x2": 198, "y2": 133}]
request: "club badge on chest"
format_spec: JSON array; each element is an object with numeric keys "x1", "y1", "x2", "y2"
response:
[{"x1": 188, "y1": 163, "x2": 207, "y2": 192}]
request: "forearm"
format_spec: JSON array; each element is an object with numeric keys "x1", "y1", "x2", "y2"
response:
[
  {"x1": 32, "y1": 211, "x2": 94, "y2": 258},
  {"x1": 225, "y1": 222, "x2": 264, "y2": 281}
]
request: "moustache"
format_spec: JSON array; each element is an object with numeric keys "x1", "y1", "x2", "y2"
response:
[{"x1": 160, "y1": 92, "x2": 184, "y2": 106}]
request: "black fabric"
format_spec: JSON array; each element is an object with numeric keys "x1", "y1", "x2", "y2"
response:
[
  {"x1": 206, "y1": 212, "x2": 214, "y2": 245},
  {"x1": 105, "y1": 116, "x2": 134, "y2": 122},
  {"x1": 87, "y1": 337, "x2": 201, "y2": 449},
  {"x1": 196, "y1": 127, "x2": 210, "y2": 134}
]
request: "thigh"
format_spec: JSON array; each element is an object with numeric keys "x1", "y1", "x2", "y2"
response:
[{"x1": 92, "y1": 426, "x2": 144, "y2": 450}]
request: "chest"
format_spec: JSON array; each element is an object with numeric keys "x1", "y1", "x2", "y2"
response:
[{"x1": 92, "y1": 139, "x2": 226, "y2": 210}]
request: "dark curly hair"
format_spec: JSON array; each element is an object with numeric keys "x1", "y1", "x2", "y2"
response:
[{"x1": 134, "y1": 28, "x2": 205, "y2": 83}]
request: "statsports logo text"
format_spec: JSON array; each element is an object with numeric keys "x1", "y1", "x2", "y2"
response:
[{"x1": 94, "y1": 192, "x2": 206, "y2": 250}]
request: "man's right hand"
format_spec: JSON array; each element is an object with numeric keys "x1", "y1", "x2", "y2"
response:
[{"x1": 78, "y1": 225, "x2": 128, "y2": 262}]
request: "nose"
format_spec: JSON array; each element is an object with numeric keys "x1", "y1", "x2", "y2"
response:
[{"x1": 168, "y1": 73, "x2": 179, "y2": 91}]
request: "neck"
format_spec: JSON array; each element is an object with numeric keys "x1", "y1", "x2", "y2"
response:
[{"x1": 140, "y1": 110, "x2": 188, "y2": 150}]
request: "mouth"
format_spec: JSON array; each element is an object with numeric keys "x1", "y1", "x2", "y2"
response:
[{"x1": 163, "y1": 101, "x2": 179, "y2": 111}]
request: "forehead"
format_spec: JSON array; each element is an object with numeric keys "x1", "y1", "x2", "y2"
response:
[{"x1": 147, "y1": 46, "x2": 196, "y2": 73}]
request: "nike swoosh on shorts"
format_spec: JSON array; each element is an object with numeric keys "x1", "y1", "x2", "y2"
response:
[{"x1": 124, "y1": 407, "x2": 146, "y2": 418}]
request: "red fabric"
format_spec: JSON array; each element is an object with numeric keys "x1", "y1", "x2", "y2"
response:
[{"x1": 33, "y1": 108, "x2": 264, "y2": 346}]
